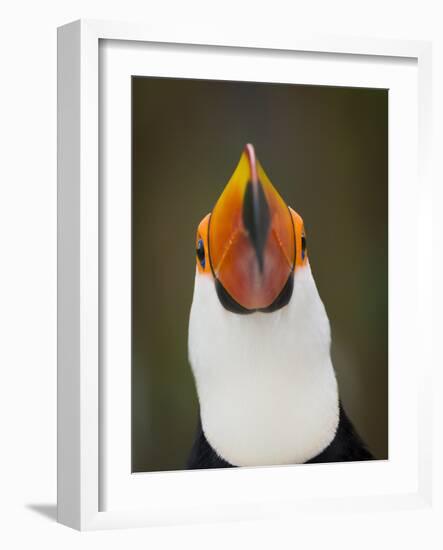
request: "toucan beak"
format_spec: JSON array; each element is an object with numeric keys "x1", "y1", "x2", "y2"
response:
[{"x1": 208, "y1": 144, "x2": 295, "y2": 311}]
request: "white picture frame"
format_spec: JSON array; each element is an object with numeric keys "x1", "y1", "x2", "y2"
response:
[{"x1": 57, "y1": 19, "x2": 433, "y2": 531}]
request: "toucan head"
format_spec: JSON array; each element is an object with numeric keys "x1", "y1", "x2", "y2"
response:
[{"x1": 195, "y1": 144, "x2": 308, "y2": 313}]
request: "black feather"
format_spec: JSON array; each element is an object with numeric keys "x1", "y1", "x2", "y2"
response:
[
  {"x1": 306, "y1": 404, "x2": 374, "y2": 463},
  {"x1": 186, "y1": 417, "x2": 233, "y2": 469}
]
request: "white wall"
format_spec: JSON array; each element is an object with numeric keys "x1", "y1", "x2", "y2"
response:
[{"x1": 0, "y1": 1, "x2": 441, "y2": 548}]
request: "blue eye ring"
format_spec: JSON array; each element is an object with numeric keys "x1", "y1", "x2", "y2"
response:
[{"x1": 196, "y1": 238, "x2": 205, "y2": 268}]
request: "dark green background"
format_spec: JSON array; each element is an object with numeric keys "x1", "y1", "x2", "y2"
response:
[{"x1": 132, "y1": 77, "x2": 388, "y2": 472}]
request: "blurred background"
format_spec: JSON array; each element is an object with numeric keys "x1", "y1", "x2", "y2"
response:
[{"x1": 132, "y1": 77, "x2": 388, "y2": 472}]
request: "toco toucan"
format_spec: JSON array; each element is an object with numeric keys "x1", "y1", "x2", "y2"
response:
[{"x1": 187, "y1": 144, "x2": 373, "y2": 468}]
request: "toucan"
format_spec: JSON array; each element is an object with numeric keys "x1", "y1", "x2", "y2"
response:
[{"x1": 187, "y1": 144, "x2": 373, "y2": 469}]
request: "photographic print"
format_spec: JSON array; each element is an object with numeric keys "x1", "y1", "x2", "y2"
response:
[{"x1": 132, "y1": 77, "x2": 388, "y2": 472}]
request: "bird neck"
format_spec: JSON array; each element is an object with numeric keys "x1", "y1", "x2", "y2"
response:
[{"x1": 188, "y1": 266, "x2": 340, "y2": 466}]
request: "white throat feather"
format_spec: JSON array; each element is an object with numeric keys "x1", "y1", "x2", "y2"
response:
[{"x1": 188, "y1": 265, "x2": 339, "y2": 466}]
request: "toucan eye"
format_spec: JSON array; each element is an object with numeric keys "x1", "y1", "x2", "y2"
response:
[
  {"x1": 301, "y1": 234, "x2": 307, "y2": 260},
  {"x1": 196, "y1": 238, "x2": 205, "y2": 268}
]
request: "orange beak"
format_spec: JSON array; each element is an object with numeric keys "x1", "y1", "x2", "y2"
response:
[{"x1": 208, "y1": 144, "x2": 295, "y2": 311}]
